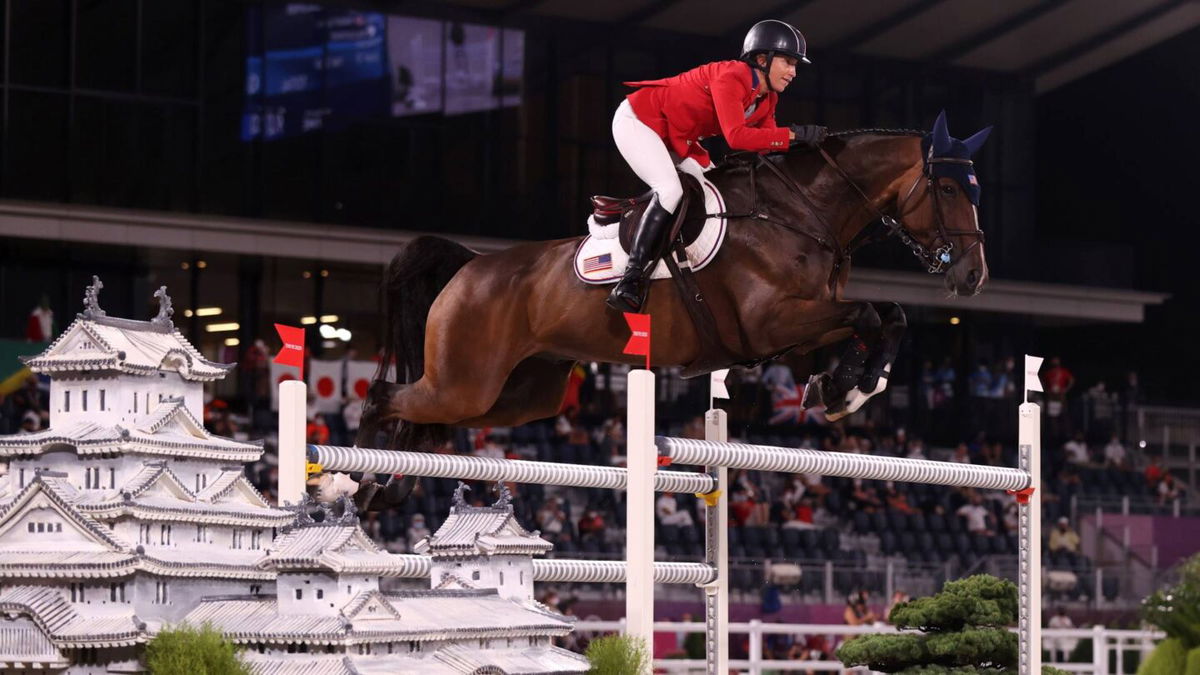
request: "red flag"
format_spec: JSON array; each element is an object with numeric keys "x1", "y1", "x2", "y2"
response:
[
  {"x1": 274, "y1": 323, "x2": 306, "y2": 380},
  {"x1": 622, "y1": 312, "x2": 651, "y2": 371}
]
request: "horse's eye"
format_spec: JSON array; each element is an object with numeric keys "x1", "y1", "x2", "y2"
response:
[{"x1": 940, "y1": 183, "x2": 957, "y2": 196}]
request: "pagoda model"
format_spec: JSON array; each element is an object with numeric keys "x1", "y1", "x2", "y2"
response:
[{"x1": 0, "y1": 278, "x2": 588, "y2": 674}]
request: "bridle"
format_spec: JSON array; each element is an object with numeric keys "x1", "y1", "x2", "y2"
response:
[
  {"x1": 818, "y1": 146, "x2": 986, "y2": 274},
  {"x1": 717, "y1": 142, "x2": 985, "y2": 277}
]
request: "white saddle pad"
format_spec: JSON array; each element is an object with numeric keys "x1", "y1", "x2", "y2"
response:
[{"x1": 573, "y1": 178, "x2": 728, "y2": 285}]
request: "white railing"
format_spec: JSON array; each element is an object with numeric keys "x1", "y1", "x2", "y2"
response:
[{"x1": 572, "y1": 620, "x2": 1164, "y2": 675}]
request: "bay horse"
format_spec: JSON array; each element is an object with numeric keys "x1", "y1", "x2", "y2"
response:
[{"x1": 355, "y1": 113, "x2": 992, "y2": 468}]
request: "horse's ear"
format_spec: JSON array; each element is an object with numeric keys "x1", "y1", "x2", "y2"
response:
[
  {"x1": 931, "y1": 110, "x2": 952, "y2": 155},
  {"x1": 963, "y1": 126, "x2": 993, "y2": 156}
]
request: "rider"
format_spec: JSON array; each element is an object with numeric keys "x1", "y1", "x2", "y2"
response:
[{"x1": 606, "y1": 19, "x2": 828, "y2": 313}]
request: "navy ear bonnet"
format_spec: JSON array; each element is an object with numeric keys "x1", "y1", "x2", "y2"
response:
[{"x1": 920, "y1": 110, "x2": 992, "y2": 206}]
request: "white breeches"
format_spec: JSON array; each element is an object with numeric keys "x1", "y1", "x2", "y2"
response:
[{"x1": 612, "y1": 99, "x2": 708, "y2": 213}]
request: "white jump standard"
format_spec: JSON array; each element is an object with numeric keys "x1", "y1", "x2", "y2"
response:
[{"x1": 279, "y1": 365, "x2": 1043, "y2": 675}]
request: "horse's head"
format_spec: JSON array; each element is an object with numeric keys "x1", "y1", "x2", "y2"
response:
[{"x1": 893, "y1": 111, "x2": 993, "y2": 296}]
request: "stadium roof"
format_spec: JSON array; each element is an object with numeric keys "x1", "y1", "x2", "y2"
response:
[{"x1": 444, "y1": 0, "x2": 1200, "y2": 92}]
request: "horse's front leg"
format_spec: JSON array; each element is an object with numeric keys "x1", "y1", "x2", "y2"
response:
[
  {"x1": 833, "y1": 302, "x2": 906, "y2": 420},
  {"x1": 782, "y1": 301, "x2": 882, "y2": 421}
]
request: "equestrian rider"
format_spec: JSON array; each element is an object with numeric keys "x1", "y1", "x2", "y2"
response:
[{"x1": 606, "y1": 19, "x2": 828, "y2": 313}]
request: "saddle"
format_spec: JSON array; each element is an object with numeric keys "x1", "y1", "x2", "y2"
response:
[
  {"x1": 587, "y1": 172, "x2": 737, "y2": 378},
  {"x1": 590, "y1": 173, "x2": 710, "y2": 253}
]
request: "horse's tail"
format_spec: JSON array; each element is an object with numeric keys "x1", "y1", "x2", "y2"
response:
[
  {"x1": 368, "y1": 236, "x2": 477, "y2": 453},
  {"x1": 379, "y1": 235, "x2": 478, "y2": 387}
]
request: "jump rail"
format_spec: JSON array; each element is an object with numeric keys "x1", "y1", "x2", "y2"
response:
[
  {"x1": 659, "y1": 437, "x2": 1031, "y2": 492},
  {"x1": 380, "y1": 556, "x2": 716, "y2": 585},
  {"x1": 306, "y1": 444, "x2": 716, "y2": 494}
]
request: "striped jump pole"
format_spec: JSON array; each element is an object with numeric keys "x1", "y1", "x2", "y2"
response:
[{"x1": 361, "y1": 555, "x2": 716, "y2": 585}]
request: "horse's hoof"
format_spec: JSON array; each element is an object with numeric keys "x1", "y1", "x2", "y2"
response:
[
  {"x1": 381, "y1": 475, "x2": 419, "y2": 506},
  {"x1": 801, "y1": 373, "x2": 831, "y2": 409}
]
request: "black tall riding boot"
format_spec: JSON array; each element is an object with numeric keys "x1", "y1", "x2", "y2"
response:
[{"x1": 606, "y1": 195, "x2": 675, "y2": 313}]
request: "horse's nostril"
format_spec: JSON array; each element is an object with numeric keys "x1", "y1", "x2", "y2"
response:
[{"x1": 966, "y1": 269, "x2": 979, "y2": 286}]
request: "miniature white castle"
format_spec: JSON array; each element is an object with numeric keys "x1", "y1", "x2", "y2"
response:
[{"x1": 0, "y1": 278, "x2": 588, "y2": 674}]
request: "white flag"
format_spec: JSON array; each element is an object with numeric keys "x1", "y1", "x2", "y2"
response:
[
  {"x1": 308, "y1": 359, "x2": 344, "y2": 414},
  {"x1": 1024, "y1": 355, "x2": 1044, "y2": 394},
  {"x1": 710, "y1": 369, "x2": 730, "y2": 400}
]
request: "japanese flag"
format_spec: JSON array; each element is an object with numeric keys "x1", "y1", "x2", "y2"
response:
[
  {"x1": 269, "y1": 361, "x2": 300, "y2": 411},
  {"x1": 308, "y1": 359, "x2": 344, "y2": 414},
  {"x1": 346, "y1": 361, "x2": 378, "y2": 401}
]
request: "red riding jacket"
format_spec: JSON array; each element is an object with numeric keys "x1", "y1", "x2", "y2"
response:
[{"x1": 625, "y1": 60, "x2": 791, "y2": 167}]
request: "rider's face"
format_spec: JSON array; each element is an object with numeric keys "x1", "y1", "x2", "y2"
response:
[{"x1": 768, "y1": 55, "x2": 798, "y2": 93}]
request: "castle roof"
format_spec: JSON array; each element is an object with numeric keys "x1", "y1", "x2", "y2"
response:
[
  {"x1": 414, "y1": 496, "x2": 553, "y2": 558},
  {"x1": 262, "y1": 522, "x2": 411, "y2": 576},
  {"x1": 184, "y1": 588, "x2": 573, "y2": 646},
  {"x1": 0, "y1": 399, "x2": 264, "y2": 462},
  {"x1": 0, "y1": 586, "x2": 143, "y2": 648},
  {"x1": 22, "y1": 312, "x2": 233, "y2": 381}
]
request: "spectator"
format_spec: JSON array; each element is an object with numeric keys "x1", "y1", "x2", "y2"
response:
[
  {"x1": 1048, "y1": 517, "x2": 1080, "y2": 554},
  {"x1": 536, "y1": 497, "x2": 567, "y2": 541},
  {"x1": 1102, "y1": 434, "x2": 1128, "y2": 470},
  {"x1": 656, "y1": 492, "x2": 695, "y2": 527},
  {"x1": 306, "y1": 413, "x2": 330, "y2": 445},
  {"x1": 843, "y1": 591, "x2": 878, "y2": 626},
  {"x1": 884, "y1": 591, "x2": 910, "y2": 624},
  {"x1": 1158, "y1": 473, "x2": 1186, "y2": 507},
  {"x1": 956, "y1": 493, "x2": 994, "y2": 535},
  {"x1": 905, "y1": 437, "x2": 927, "y2": 461},
  {"x1": 577, "y1": 508, "x2": 606, "y2": 543},
  {"x1": 1062, "y1": 432, "x2": 1089, "y2": 465},
  {"x1": 1046, "y1": 607, "x2": 1078, "y2": 661},
  {"x1": 884, "y1": 483, "x2": 919, "y2": 515},
  {"x1": 850, "y1": 479, "x2": 883, "y2": 514},
  {"x1": 934, "y1": 357, "x2": 956, "y2": 407},
  {"x1": 979, "y1": 441, "x2": 1004, "y2": 466},
  {"x1": 17, "y1": 410, "x2": 40, "y2": 435},
  {"x1": 1043, "y1": 356, "x2": 1076, "y2": 398},
  {"x1": 1002, "y1": 498, "x2": 1019, "y2": 534},
  {"x1": 950, "y1": 443, "x2": 971, "y2": 464},
  {"x1": 1144, "y1": 455, "x2": 1164, "y2": 488},
  {"x1": 969, "y1": 360, "x2": 992, "y2": 398},
  {"x1": 474, "y1": 433, "x2": 506, "y2": 460},
  {"x1": 405, "y1": 514, "x2": 431, "y2": 551}
]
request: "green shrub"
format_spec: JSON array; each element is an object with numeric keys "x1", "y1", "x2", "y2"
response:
[
  {"x1": 1142, "y1": 554, "x2": 1200, "y2": 649},
  {"x1": 145, "y1": 623, "x2": 250, "y2": 675},
  {"x1": 586, "y1": 633, "x2": 650, "y2": 675},
  {"x1": 1185, "y1": 645, "x2": 1200, "y2": 675},
  {"x1": 1137, "y1": 637, "x2": 1187, "y2": 675}
]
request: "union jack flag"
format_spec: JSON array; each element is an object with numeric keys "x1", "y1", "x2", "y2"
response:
[
  {"x1": 770, "y1": 383, "x2": 804, "y2": 425},
  {"x1": 968, "y1": 174, "x2": 978, "y2": 186},
  {"x1": 583, "y1": 253, "x2": 613, "y2": 273},
  {"x1": 769, "y1": 383, "x2": 824, "y2": 425}
]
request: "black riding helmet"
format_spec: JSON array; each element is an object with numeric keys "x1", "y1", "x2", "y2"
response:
[{"x1": 741, "y1": 19, "x2": 811, "y2": 75}]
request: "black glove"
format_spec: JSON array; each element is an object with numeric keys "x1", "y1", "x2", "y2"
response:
[{"x1": 790, "y1": 124, "x2": 828, "y2": 147}]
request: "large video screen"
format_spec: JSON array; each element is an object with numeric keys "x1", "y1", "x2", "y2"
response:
[
  {"x1": 243, "y1": 4, "x2": 387, "y2": 141},
  {"x1": 444, "y1": 22, "x2": 524, "y2": 116},
  {"x1": 387, "y1": 16, "x2": 443, "y2": 117},
  {"x1": 244, "y1": 5, "x2": 524, "y2": 140}
]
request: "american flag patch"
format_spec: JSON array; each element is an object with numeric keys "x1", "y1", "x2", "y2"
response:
[
  {"x1": 968, "y1": 174, "x2": 978, "y2": 186},
  {"x1": 583, "y1": 253, "x2": 613, "y2": 273}
]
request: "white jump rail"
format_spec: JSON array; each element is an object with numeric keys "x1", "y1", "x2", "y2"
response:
[{"x1": 278, "y1": 358, "x2": 1044, "y2": 675}]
